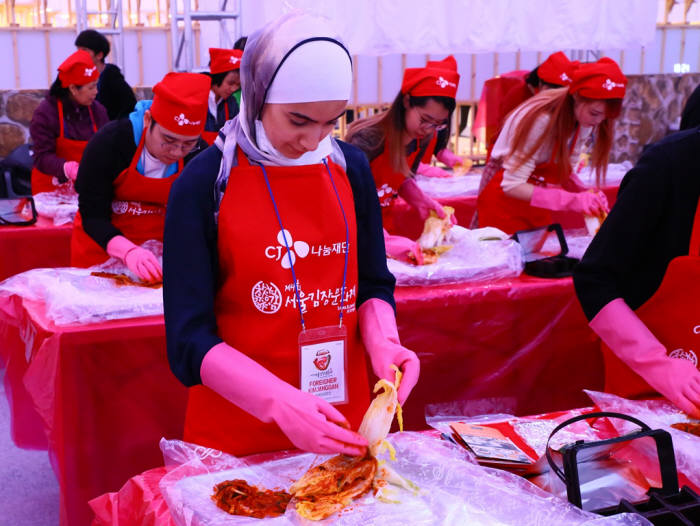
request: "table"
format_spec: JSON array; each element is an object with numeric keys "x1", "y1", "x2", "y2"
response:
[
  {"x1": 0, "y1": 216, "x2": 72, "y2": 281},
  {"x1": 0, "y1": 296, "x2": 188, "y2": 526},
  {"x1": 390, "y1": 185, "x2": 619, "y2": 239},
  {"x1": 0, "y1": 274, "x2": 604, "y2": 525}
]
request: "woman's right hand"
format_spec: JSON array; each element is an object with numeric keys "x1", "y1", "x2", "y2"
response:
[{"x1": 124, "y1": 247, "x2": 163, "y2": 282}]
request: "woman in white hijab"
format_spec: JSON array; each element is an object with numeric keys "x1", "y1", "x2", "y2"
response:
[{"x1": 163, "y1": 12, "x2": 420, "y2": 457}]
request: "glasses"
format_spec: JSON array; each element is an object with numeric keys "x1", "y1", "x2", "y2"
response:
[
  {"x1": 152, "y1": 124, "x2": 199, "y2": 154},
  {"x1": 416, "y1": 110, "x2": 448, "y2": 131}
]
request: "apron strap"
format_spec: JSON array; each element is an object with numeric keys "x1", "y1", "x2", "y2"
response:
[
  {"x1": 224, "y1": 100, "x2": 230, "y2": 121},
  {"x1": 88, "y1": 105, "x2": 97, "y2": 133},
  {"x1": 57, "y1": 99, "x2": 65, "y2": 138},
  {"x1": 689, "y1": 198, "x2": 700, "y2": 256},
  {"x1": 409, "y1": 132, "x2": 434, "y2": 174}
]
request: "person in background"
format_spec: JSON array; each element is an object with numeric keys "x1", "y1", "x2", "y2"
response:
[
  {"x1": 75, "y1": 29, "x2": 137, "y2": 120},
  {"x1": 476, "y1": 58, "x2": 626, "y2": 234},
  {"x1": 29, "y1": 50, "x2": 108, "y2": 195},
  {"x1": 475, "y1": 51, "x2": 579, "y2": 153},
  {"x1": 70, "y1": 72, "x2": 209, "y2": 282},
  {"x1": 163, "y1": 12, "x2": 419, "y2": 457},
  {"x1": 203, "y1": 48, "x2": 242, "y2": 145},
  {"x1": 232, "y1": 36, "x2": 247, "y2": 106},
  {"x1": 574, "y1": 126, "x2": 700, "y2": 419},
  {"x1": 345, "y1": 56, "x2": 460, "y2": 263}
]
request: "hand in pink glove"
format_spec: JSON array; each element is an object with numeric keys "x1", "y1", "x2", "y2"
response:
[
  {"x1": 530, "y1": 186, "x2": 609, "y2": 216},
  {"x1": 417, "y1": 162, "x2": 451, "y2": 178},
  {"x1": 358, "y1": 298, "x2": 420, "y2": 404},
  {"x1": 201, "y1": 342, "x2": 368, "y2": 455},
  {"x1": 435, "y1": 148, "x2": 463, "y2": 168},
  {"x1": 63, "y1": 161, "x2": 79, "y2": 182},
  {"x1": 383, "y1": 229, "x2": 424, "y2": 265},
  {"x1": 590, "y1": 298, "x2": 700, "y2": 418},
  {"x1": 106, "y1": 235, "x2": 163, "y2": 282},
  {"x1": 399, "y1": 178, "x2": 458, "y2": 225}
]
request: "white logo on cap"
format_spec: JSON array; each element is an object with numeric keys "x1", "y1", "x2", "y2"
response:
[
  {"x1": 602, "y1": 78, "x2": 624, "y2": 91},
  {"x1": 229, "y1": 56, "x2": 240, "y2": 64},
  {"x1": 84, "y1": 66, "x2": 97, "y2": 77},
  {"x1": 174, "y1": 113, "x2": 202, "y2": 127},
  {"x1": 560, "y1": 72, "x2": 571, "y2": 83},
  {"x1": 436, "y1": 76, "x2": 456, "y2": 89}
]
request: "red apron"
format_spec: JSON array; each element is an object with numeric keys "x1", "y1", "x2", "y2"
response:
[
  {"x1": 201, "y1": 100, "x2": 230, "y2": 146},
  {"x1": 370, "y1": 132, "x2": 437, "y2": 233},
  {"x1": 31, "y1": 100, "x2": 97, "y2": 195},
  {"x1": 477, "y1": 128, "x2": 579, "y2": 234},
  {"x1": 184, "y1": 148, "x2": 370, "y2": 456},
  {"x1": 603, "y1": 199, "x2": 700, "y2": 399},
  {"x1": 70, "y1": 132, "x2": 183, "y2": 267}
]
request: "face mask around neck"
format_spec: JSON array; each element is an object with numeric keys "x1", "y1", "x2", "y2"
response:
[{"x1": 254, "y1": 119, "x2": 332, "y2": 166}]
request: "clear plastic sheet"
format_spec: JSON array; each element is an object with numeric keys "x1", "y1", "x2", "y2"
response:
[
  {"x1": 33, "y1": 189, "x2": 79, "y2": 225},
  {"x1": 0, "y1": 241, "x2": 164, "y2": 325},
  {"x1": 539, "y1": 228, "x2": 594, "y2": 260},
  {"x1": 159, "y1": 434, "x2": 649, "y2": 526},
  {"x1": 387, "y1": 226, "x2": 523, "y2": 286},
  {"x1": 578, "y1": 162, "x2": 633, "y2": 188},
  {"x1": 585, "y1": 390, "x2": 700, "y2": 490}
]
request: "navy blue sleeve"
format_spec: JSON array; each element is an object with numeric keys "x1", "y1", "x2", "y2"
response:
[
  {"x1": 163, "y1": 145, "x2": 223, "y2": 386},
  {"x1": 337, "y1": 140, "x2": 396, "y2": 311}
]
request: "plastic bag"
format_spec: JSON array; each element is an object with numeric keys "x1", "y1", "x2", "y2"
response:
[
  {"x1": 415, "y1": 172, "x2": 482, "y2": 198},
  {"x1": 0, "y1": 241, "x2": 164, "y2": 325},
  {"x1": 388, "y1": 226, "x2": 523, "y2": 286},
  {"x1": 159, "y1": 433, "x2": 649, "y2": 526},
  {"x1": 577, "y1": 162, "x2": 633, "y2": 188},
  {"x1": 33, "y1": 189, "x2": 79, "y2": 225},
  {"x1": 537, "y1": 228, "x2": 594, "y2": 261},
  {"x1": 585, "y1": 390, "x2": 700, "y2": 490}
]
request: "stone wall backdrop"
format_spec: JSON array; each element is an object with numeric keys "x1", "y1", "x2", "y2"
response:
[
  {"x1": 611, "y1": 73, "x2": 700, "y2": 163},
  {"x1": 2, "y1": 76, "x2": 700, "y2": 162},
  {"x1": 0, "y1": 87, "x2": 153, "y2": 159}
]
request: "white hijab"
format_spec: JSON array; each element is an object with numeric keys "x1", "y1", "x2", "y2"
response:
[{"x1": 214, "y1": 12, "x2": 353, "y2": 208}]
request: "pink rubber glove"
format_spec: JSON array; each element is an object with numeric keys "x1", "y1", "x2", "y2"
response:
[
  {"x1": 358, "y1": 298, "x2": 420, "y2": 405},
  {"x1": 106, "y1": 235, "x2": 163, "y2": 282},
  {"x1": 383, "y1": 229, "x2": 424, "y2": 265},
  {"x1": 63, "y1": 161, "x2": 79, "y2": 182},
  {"x1": 201, "y1": 342, "x2": 368, "y2": 455},
  {"x1": 561, "y1": 172, "x2": 588, "y2": 193},
  {"x1": 590, "y1": 298, "x2": 700, "y2": 418},
  {"x1": 436, "y1": 148, "x2": 462, "y2": 168},
  {"x1": 530, "y1": 186, "x2": 609, "y2": 216},
  {"x1": 399, "y1": 178, "x2": 458, "y2": 225},
  {"x1": 417, "y1": 162, "x2": 451, "y2": 178}
]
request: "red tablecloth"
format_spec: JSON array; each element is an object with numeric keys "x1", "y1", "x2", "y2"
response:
[
  {"x1": 0, "y1": 216, "x2": 72, "y2": 281},
  {"x1": 0, "y1": 275, "x2": 604, "y2": 525},
  {"x1": 390, "y1": 186, "x2": 619, "y2": 239},
  {"x1": 0, "y1": 296, "x2": 188, "y2": 526}
]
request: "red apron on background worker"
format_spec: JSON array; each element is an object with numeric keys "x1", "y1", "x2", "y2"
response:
[
  {"x1": 29, "y1": 50, "x2": 108, "y2": 195},
  {"x1": 203, "y1": 48, "x2": 242, "y2": 145},
  {"x1": 574, "y1": 120, "x2": 700, "y2": 418},
  {"x1": 346, "y1": 56, "x2": 460, "y2": 262},
  {"x1": 476, "y1": 57, "x2": 626, "y2": 235},
  {"x1": 163, "y1": 12, "x2": 419, "y2": 457},
  {"x1": 473, "y1": 51, "x2": 579, "y2": 153},
  {"x1": 70, "y1": 72, "x2": 209, "y2": 282}
]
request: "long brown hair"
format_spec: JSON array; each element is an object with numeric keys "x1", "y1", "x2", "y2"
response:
[
  {"x1": 345, "y1": 93, "x2": 455, "y2": 175},
  {"x1": 505, "y1": 87, "x2": 620, "y2": 186}
]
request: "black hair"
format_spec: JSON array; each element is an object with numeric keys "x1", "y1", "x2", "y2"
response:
[
  {"x1": 208, "y1": 70, "x2": 235, "y2": 87},
  {"x1": 233, "y1": 36, "x2": 247, "y2": 50},
  {"x1": 49, "y1": 76, "x2": 71, "y2": 99},
  {"x1": 525, "y1": 65, "x2": 561, "y2": 90},
  {"x1": 75, "y1": 29, "x2": 110, "y2": 61}
]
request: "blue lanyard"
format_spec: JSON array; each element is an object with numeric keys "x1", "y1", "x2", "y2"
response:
[{"x1": 258, "y1": 158, "x2": 350, "y2": 331}]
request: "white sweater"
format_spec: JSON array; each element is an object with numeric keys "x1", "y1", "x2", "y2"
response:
[{"x1": 491, "y1": 110, "x2": 592, "y2": 192}]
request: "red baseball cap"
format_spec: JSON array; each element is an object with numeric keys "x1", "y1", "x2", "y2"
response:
[
  {"x1": 401, "y1": 55, "x2": 460, "y2": 99},
  {"x1": 150, "y1": 72, "x2": 210, "y2": 135},
  {"x1": 569, "y1": 57, "x2": 627, "y2": 100},
  {"x1": 58, "y1": 50, "x2": 99, "y2": 87},
  {"x1": 209, "y1": 48, "x2": 243, "y2": 75},
  {"x1": 538, "y1": 51, "x2": 578, "y2": 86}
]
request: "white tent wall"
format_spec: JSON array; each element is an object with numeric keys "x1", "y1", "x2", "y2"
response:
[{"x1": 0, "y1": 0, "x2": 697, "y2": 100}]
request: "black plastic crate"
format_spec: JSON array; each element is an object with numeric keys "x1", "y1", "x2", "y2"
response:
[{"x1": 596, "y1": 486, "x2": 700, "y2": 526}]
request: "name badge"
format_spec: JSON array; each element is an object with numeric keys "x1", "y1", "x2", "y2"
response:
[{"x1": 299, "y1": 325, "x2": 348, "y2": 405}]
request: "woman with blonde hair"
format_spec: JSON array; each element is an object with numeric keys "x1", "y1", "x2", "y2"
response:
[{"x1": 477, "y1": 57, "x2": 626, "y2": 234}]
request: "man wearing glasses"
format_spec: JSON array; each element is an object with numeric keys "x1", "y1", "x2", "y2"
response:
[{"x1": 71, "y1": 72, "x2": 210, "y2": 282}]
